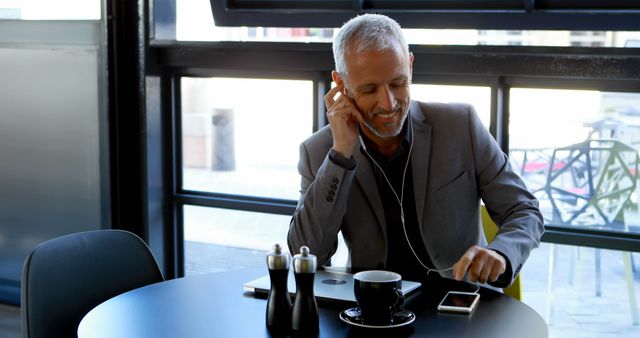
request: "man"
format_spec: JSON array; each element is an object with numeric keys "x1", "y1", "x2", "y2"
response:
[{"x1": 288, "y1": 14, "x2": 543, "y2": 287}]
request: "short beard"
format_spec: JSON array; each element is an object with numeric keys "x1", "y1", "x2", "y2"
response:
[
  {"x1": 342, "y1": 81, "x2": 410, "y2": 139},
  {"x1": 362, "y1": 106, "x2": 409, "y2": 139}
]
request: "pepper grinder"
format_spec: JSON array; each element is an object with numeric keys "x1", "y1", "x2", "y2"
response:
[
  {"x1": 291, "y1": 246, "x2": 319, "y2": 336},
  {"x1": 266, "y1": 243, "x2": 292, "y2": 333}
]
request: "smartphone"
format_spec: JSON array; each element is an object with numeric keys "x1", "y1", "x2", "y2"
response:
[{"x1": 437, "y1": 291, "x2": 480, "y2": 314}]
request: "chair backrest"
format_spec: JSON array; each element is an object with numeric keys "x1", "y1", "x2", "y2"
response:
[
  {"x1": 21, "y1": 229, "x2": 164, "y2": 338},
  {"x1": 481, "y1": 205, "x2": 522, "y2": 301},
  {"x1": 544, "y1": 139, "x2": 638, "y2": 226}
]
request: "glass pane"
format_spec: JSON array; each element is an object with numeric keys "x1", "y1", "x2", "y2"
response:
[
  {"x1": 176, "y1": 0, "x2": 334, "y2": 42},
  {"x1": 520, "y1": 243, "x2": 640, "y2": 337},
  {"x1": 508, "y1": 88, "x2": 640, "y2": 234},
  {"x1": 404, "y1": 29, "x2": 640, "y2": 47},
  {"x1": 411, "y1": 84, "x2": 491, "y2": 129},
  {"x1": 181, "y1": 77, "x2": 313, "y2": 199},
  {"x1": 0, "y1": 0, "x2": 100, "y2": 20},
  {"x1": 183, "y1": 205, "x2": 291, "y2": 275},
  {"x1": 175, "y1": 0, "x2": 640, "y2": 46}
]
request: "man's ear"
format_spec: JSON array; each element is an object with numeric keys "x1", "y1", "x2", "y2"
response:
[
  {"x1": 331, "y1": 70, "x2": 346, "y2": 91},
  {"x1": 408, "y1": 52, "x2": 414, "y2": 80}
]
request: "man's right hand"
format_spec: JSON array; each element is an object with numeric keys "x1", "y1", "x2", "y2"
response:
[{"x1": 324, "y1": 85, "x2": 364, "y2": 158}]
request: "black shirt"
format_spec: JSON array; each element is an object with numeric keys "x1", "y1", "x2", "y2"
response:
[{"x1": 359, "y1": 128, "x2": 436, "y2": 283}]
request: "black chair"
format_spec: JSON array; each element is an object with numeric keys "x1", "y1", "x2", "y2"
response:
[{"x1": 21, "y1": 230, "x2": 165, "y2": 338}]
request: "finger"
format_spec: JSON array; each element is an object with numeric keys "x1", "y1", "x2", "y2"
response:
[
  {"x1": 350, "y1": 108, "x2": 365, "y2": 125},
  {"x1": 478, "y1": 260, "x2": 493, "y2": 284},
  {"x1": 327, "y1": 97, "x2": 362, "y2": 126},
  {"x1": 453, "y1": 248, "x2": 477, "y2": 280},
  {"x1": 453, "y1": 258, "x2": 469, "y2": 281},
  {"x1": 471, "y1": 251, "x2": 489, "y2": 283},
  {"x1": 324, "y1": 86, "x2": 341, "y2": 108},
  {"x1": 488, "y1": 259, "x2": 504, "y2": 282},
  {"x1": 468, "y1": 264, "x2": 479, "y2": 282},
  {"x1": 488, "y1": 253, "x2": 507, "y2": 281},
  {"x1": 327, "y1": 101, "x2": 356, "y2": 124}
]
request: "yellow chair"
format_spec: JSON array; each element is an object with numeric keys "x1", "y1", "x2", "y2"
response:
[{"x1": 481, "y1": 205, "x2": 522, "y2": 301}]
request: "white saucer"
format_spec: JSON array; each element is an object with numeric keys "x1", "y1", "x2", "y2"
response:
[{"x1": 339, "y1": 307, "x2": 415, "y2": 329}]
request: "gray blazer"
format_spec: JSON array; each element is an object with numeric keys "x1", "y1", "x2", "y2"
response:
[{"x1": 288, "y1": 101, "x2": 544, "y2": 285}]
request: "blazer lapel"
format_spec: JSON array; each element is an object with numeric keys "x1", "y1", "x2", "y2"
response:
[
  {"x1": 353, "y1": 144, "x2": 387, "y2": 238},
  {"x1": 410, "y1": 101, "x2": 432, "y2": 227}
]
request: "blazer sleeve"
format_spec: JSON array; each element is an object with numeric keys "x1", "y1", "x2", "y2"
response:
[
  {"x1": 468, "y1": 105, "x2": 545, "y2": 286},
  {"x1": 287, "y1": 141, "x2": 356, "y2": 266}
]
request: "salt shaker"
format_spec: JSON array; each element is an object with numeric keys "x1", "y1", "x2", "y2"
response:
[
  {"x1": 291, "y1": 246, "x2": 319, "y2": 336},
  {"x1": 266, "y1": 243, "x2": 292, "y2": 333}
]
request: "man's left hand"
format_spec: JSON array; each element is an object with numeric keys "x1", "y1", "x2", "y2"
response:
[{"x1": 453, "y1": 246, "x2": 506, "y2": 284}]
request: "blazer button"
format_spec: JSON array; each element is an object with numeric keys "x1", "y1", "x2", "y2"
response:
[
  {"x1": 328, "y1": 190, "x2": 335, "y2": 197},
  {"x1": 331, "y1": 177, "x2": 339, "y2": 184},
  {"x1": 330, "y1": 183, "x2": 337, "y2": 190},
  {"x1": 326, "y1": 196, "x2": 334, "y2": 202}
]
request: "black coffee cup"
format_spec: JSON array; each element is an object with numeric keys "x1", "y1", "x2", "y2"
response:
[{"x1": 353, "y1": 270, "x2": 404, "y2": 325}]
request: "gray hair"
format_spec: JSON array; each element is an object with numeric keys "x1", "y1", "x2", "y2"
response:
[{"x1": 332, "y1": 14, "x2": 409, "y2": 77}]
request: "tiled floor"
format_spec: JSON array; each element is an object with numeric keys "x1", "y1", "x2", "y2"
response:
[
  {"x1": 519, "y1": 243, "x2": 640, "y2": 338},
  {"x1": 2, "y1": 242, "x2": 638, "y2": 338}
]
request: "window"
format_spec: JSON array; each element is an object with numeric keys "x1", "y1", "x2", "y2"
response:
[
  {"x1": 207, "y1": 0, "x2": 640, "y2": 31},
  {"x1": 176, "y1": 0, "x2": 334, "y2": 42},
  {"x1": 180, "y1": 77, "x2": 313, "y2": 200},
  {"x1": 508, "y1": 88, "x2": 640, "y2": 235},
  {"x1": 149, "y1": 0, "x2": 640, "y2": 278},
  {"x1": 411, "y1": 84, "x2": 491, "y2": 128},
  {"x1": 0, "y1": 0, "x2": 100, "y2": 20},
  {"x1": 177, "y1": 0, "x2": 640, "y2": 46},
  {"x1": 184, "y1": 206, "x2": 291, "y2": 275}
]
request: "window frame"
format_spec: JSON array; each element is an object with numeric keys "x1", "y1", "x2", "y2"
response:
[
  {"x1": 150, "y1": 41, "x2": 640, "y2": 277},
  {"x1": 208, "y1": 0, "x2": 640, "y2": 30},
  {"x1": 169, "y1": 64, "x2": 329, "y2": 203},
  {"x1": 136, "y1": 1, "x2": 640, "y2": 277}
]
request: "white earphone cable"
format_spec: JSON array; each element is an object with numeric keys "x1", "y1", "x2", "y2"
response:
[{"x1": 358, "y1": 118, "x2": 454, "y2": 277}]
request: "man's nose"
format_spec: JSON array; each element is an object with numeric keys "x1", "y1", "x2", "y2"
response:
[{"x1": 377, "y1": 86, "x2": 396, "y2": 112}]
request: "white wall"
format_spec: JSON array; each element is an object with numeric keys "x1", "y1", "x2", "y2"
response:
[{"x1": 0, "y1": 20, "x2": 106, "y2": 303}]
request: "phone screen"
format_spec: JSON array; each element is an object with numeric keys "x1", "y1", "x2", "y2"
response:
[
  {"x1": 437, "y1": 291, "x2": 480, "y2": 313},
  {"x1": 440, "y1": 293, "x2": 478, "y2": 308}
]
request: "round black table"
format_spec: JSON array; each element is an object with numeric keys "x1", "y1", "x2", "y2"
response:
[{"x1": 78, "y1": 268, "x2": 548, "y2": 338}]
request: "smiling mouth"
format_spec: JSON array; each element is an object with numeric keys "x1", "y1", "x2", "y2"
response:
[{"x1": 375, "y1": 111, "x2": 397, "y2": 119}]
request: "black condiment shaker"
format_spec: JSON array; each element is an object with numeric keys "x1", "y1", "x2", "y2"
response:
[
  {"x1": 291, "y1": 246, "x2": 319, "y2": 336},
  {"x1": 266, "y1": 243, "x2": 292, "y2": 333}
]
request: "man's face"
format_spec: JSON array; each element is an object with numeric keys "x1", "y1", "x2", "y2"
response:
[{"x1": 337, "y1": 43, "x2": 413, "y2": 140}]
